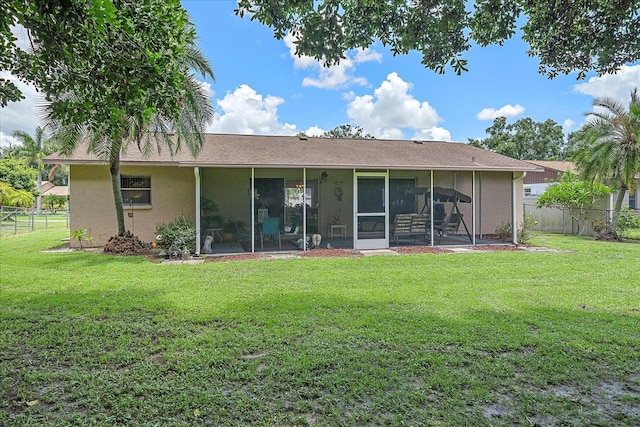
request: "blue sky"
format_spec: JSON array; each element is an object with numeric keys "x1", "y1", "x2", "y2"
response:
[{"x1": 1, "y1": 0, "x2": 639, "y2": 147}]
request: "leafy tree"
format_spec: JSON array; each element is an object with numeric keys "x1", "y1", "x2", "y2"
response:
[
  {"x1": 235, "y1": 1, "x2": 640, "y2": 78},
  {"x1": 468, "y1": 117, "x2": 565, "y2": 160},
  {"x1": 11, "y1": 126, "x2": 56, "y2": 214},
  {"x1": 537, "y1": 171, "x2": 610, "y2": 235},
  {"x1": 572, "y1": 88, "x2": 640, "y2": 233},
  {"x1": 0, "y1": 182, "x2": 15, "y2": 207},
  {"x1": 8, "y1": 188, "x2": 34, "y2": 208},
  {"x1": 10, "y1": 0, "x2": 215, "y2": 237},
  {"x1": 43, "y1": 194, "x2": 68, "y2": 213},
  {"x1": 0, "y1": 182, "x2": 33, "y2": 208},
  {"x1": 323, "y1": 124, "x2": 375, "y2": 139},
  {"x1": 0, "y1": 157, "x2": 36, "y2": 192}
]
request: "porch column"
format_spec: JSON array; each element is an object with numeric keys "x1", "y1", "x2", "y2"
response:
[
  {"x1": 429, "y1": 170, "x2": 434, "y2": 246},
  {"x1": 302, "y1": 168, "x2": 307, "y2": 251},
  {"x1": 251, "y1": 168, "x2": 255, "y2": 253},
  {"x1": 472, "y1": 170, "x2": 476, "y2": 245},
  {"x1": 194, "y1": 167, "x2": 201, "y2": 256}
]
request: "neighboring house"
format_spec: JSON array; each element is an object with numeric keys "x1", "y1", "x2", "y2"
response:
[
  {"x1": 45, "y1": 134, "x2": 541, "y2": 252},
  {"x1": 524, "y1": 160, "x2": 639, "y2": 211},
  {"x1": 41, "y1": 181, "x2": 69, "y2": 197},
  {"x1": 523, "y1": 160, "x2": 574, "y2": 196}
]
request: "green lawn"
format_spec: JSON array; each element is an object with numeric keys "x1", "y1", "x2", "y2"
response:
[{"x1": 1, "y1": 230, "x2": 639, "y2": 426}]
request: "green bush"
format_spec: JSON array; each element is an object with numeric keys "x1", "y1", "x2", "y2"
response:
[
  {"x1": 155, "y1": 215, "x2": 196, "y2": 252},
  {"x1": 616, "y1": 206, "x2": 640, "y2": 233},
  {"x1": 495, "y1": 214, "x2": 536, "y2": 244}
]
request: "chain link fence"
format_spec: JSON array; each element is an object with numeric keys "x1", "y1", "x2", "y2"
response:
[{"x1": 0, "y1": 206, "x2": 69, "y2": 236}]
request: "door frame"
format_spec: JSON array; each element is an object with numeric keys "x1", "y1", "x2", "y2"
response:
[{"x1": 353, "y1": 170, "x2": 389, "y2": 249}]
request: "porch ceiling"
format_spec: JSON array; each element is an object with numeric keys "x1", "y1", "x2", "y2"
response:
[{"x1": 45, "y1": 133, "x2": 542, "y2": 172}]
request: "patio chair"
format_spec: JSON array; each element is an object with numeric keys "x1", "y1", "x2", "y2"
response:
[
  {"x1": 410, "y1": 214, "x2": 429, "y2": 243},
  {"x1": 260, "y1": 217, "x2": 281, "y2": 251},
  {"x1": 392, "y1": 214, "x2": 413, "y2": 244},
  {"x1": 435, "y1": 212, "x2": 463, "y2": 243},
  {"x1": 443, "y1": 213, "x2": 462, "y2": 235},
  {"x1": 229, "y1": 217, "x2": 249, "y2": 243}
]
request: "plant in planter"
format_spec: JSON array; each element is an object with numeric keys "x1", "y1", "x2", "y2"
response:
[
  {"x1": 223, "y1": 218, "x2": 247, "y2": 242},
  {"x1": 200, "y1": 197, "x2": 218, "y2": 216}
]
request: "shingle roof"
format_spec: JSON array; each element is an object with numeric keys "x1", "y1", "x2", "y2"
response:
[
  {"x1": 45, "y1": 133, "x2": 541, "y2": 172},
  {"x1": 524, "y1": 160, "x2": 574, "y2": 173}
]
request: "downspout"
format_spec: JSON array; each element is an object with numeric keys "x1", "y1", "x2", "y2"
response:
[
  {"x1": 512, "y1": 171, "x2": 527, "y2": 244},
  {"x1": 195, "y1": 167, "x2": 201, "y2": 256}
]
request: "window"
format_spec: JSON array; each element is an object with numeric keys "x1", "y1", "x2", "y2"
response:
[{"x1": 121, "y1": 176, "x2": 151, "y2": 205}]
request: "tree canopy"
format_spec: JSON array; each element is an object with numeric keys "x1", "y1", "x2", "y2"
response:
[
  {"x1": 468, "y1": 117, "x2": 566, "y2": 160},
  {"x1": 3, "y1": 0, "x2": 214, "y2": 237},
  {"x1": 0, "y1": 157, "x2": 36, "y2": 193},
  {"x1": 235, "y1": 1, "x2": 640, "y2": 78},
  {"x1": 322, "y1": 124, "x2": 375, "y2": 139},
  {"x1": 2, "y1": 0, "x2": 206, "y2": 125},
  {"x1": 536, "y1": 171, "x2": 610, "y2": 235}
]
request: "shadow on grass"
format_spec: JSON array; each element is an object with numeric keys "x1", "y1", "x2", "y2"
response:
[{"x1": 2, "y1": 288, "x2": 639, "y2": 426}]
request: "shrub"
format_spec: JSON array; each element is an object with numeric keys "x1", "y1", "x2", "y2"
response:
[
  {"x1": 155, "y1": 215, "x2": 196, "y2": 252},
  {"x1": 495, "y1": 214, "x2": 536, "y2": 244},
  {"x1": 615, "y1": 206, "x2": 640, "y2": 233}
]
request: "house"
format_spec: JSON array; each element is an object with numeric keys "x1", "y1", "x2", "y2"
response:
[
  {"x1": 45, "y1": 134, "x2": 542, "y2": 252},
  {"x1": 41, "y1": 181, "x2": 69, "y2": 197},
  {"x1": 522, "y1": 160, "x2": 574, "y2": 196}
]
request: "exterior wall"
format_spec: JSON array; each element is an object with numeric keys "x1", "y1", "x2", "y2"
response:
[
  {"x1": 475, "y1": 172, "x2": 520, "y2": 235},
  {"x1": 69, "y1": 165, "x2": 195, "y2": 247},
  {"x1": 524, "y1": 169, "x2": 561, "y2": 185},
  {"x1": 69, "y1": 165, "x2": 523, "y2": 248}
]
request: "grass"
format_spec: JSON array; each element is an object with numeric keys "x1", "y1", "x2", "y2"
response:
[
  {"x1": 1, "y1": 230, "x2": 639, "y2": 426},
  {"x1": 0, "y1": 212, "x2": 68, "y2": 237}
]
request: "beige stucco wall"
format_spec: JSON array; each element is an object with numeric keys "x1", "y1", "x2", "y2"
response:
[
  {"x1": 69, "y1": 165, "x2": 195, "y2": 247},
  {"x1": 70, "y1": 165, "x2": 523, "y2": 248}
]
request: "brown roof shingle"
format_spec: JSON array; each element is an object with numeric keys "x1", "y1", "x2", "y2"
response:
[{"x1": 45, "y1": 133, "x2": 541, "y2": 172}]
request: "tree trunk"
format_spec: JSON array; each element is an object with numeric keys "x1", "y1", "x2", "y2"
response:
[
  {"x1": 109, "y1": 151, "x2": 126, "y2": 236},
  {"x1": 610, "y1": 186, "x2": 627, "y2": 233},
  {"x1": 36, "y1": 171, "x2": 42, "y2": 215}
]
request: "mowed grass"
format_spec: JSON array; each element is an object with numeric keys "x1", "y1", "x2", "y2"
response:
[{"x1": 1, "y1": 230, "x2": 639, "y2": 426}]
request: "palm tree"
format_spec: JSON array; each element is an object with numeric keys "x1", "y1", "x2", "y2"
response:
[
  {"x1": 573, "y1": 88, "x2": 640, "y2": 233},
  {"x1": 48, "y1": 32, "x2": 214, "y2": 237},
  {"x1": 11, "y1": 126, "x2": 53, "y2": 214}
]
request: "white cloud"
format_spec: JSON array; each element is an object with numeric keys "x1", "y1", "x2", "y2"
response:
[
  {"x1": 562, "y1": 119, "x2": 575, "y2": 133},
  {"x1": 0, "y1": 132, "x2": 19, "y2": 149},
  {"x1": 476, "y1": 104, "x2": 525, "y2": 120},
  {"x1": 346, "y1": 72, "x2": 451, "y2": 141},
  {"x1": 304, "y1": 126, "x2": 325, "y2": 137},
  {"x1": 208, "y1": 84, "x2": 297, "y2": 135},
  {"x1": 574, "y1": 64, "x2": 640, "y2": 104},
  {"x1": 284, "y1": 33, "x2": 381, "y2": 89},
  {"x1": 0, "y1": 71, "x2": 44, "y2": 147}
]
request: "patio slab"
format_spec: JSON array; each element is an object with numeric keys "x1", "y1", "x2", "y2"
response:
[{"x1": 360, "y1": 249, "x2": 400, "y2": 256}]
